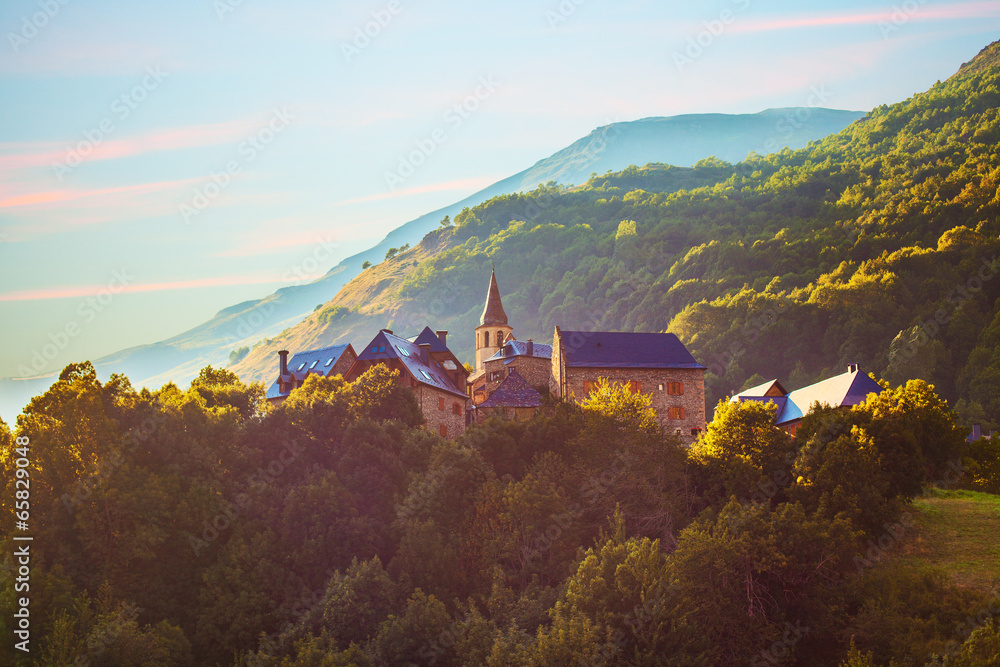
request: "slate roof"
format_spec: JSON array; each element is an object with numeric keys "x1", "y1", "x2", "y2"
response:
[
  {"x1": 266, "y1": 344, "x2": 353, "y2": 401},
  {"x1": 558, "y1": 331, "x2": 705, "y2": 369},
  {"x1": 737, "y1": 379, "x2": 787, "y2": 398},
  {"x1": 356, "y1": 330, "x2": 468, "y2": 398},
  {"x1": 486, "y1": 340, "x2": 553, "y2": 362},
  {"x1": 480, "y1": 269, "x2": 509, "y2": 326},
  {"x1": 409, "y1": 326, "x2": 450, "y2": 353},
  {"x1": 476, "y1": 369, "x2": 543, "y2": 409},
  {"x1": 733, "y1": 366, "x2": 883, "y2": 425}
]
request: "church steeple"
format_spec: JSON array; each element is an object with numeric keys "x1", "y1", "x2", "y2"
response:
[
  {"x1": 480, "y1": 266, "x2": 508, "y2": 326},
  {"x1": 474, "y1": 267, "x2": 513, "y2": 374}
]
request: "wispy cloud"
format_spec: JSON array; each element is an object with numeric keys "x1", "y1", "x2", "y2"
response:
[
  {"x1": 730, "y1": 1, "x2": 1000, "y2": 35},
  {"x1": 0, "y1": 274, "x2": 300, "y2": 303},
  {"x1": 0, "y1": 119, "x2": 263, "y2": 175},
  {"x1": 334, "y1": 175, "x2": 502, "y2": 207}
]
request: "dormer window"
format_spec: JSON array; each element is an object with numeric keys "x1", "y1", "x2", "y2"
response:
[
  {"x1": 296, "y1": 362, "x2": 306, "y2": 371},
  {"x1": 309, "y1": 360, "x2": 319, "y2": 370},
  {"x1": 325, "y1": 358, "x2": 334, "y2": 367}
]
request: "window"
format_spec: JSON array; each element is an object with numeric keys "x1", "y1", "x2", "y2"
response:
[
  {"x1": 453, "y1": 402, "x2": 462, "y2": 415},
  {"x1": 628, "y1": 381, "x2": 641, "y2": 394},
  {"x1": 309, "y1": 360, "x2": 319, "y2": 370},
  {"x1": 399, "y1": 347, "x2": 410, "y2": 357},
  {"x1": 658, "y1": 383, "x2": 664, "y2": 391},
  {"x1": 584, "y1": 380, "x2": 597, "y2": 395},
  {"x1": 668, "y1": 406, "x2": 686, "y2": 420},
  {"x1": 439, "y1": 397, "x2": 445, "y2": 411},
  {"x1": 668, "y1": 382, "x2": 684, "y2": 396},
  {"x1": 484, "y1": 331, "x2": 490, "y2": 347},
  {"x1": 325, "y1": 357, "x2": 334, "y2": 367},
  {"x1": 420, "y1": 369, "x2": 433, "y2": 381},
  {"x1": 371, "y1": 346, "x2": 378, "y2": 354},
  {"x1": 690, "y1": 427, "x2": 703, "y2": 438},
  {"x1": 296, "y1": 362, "x2": 306, "y2": 371},
  {"x1": 439, "y1": 424, "x2": 447, "y2": 437},
  {"x1": 378, "y1": 346, "x2": 385, "y2": 353}
]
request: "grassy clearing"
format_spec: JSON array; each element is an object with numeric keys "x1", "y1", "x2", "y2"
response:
[{"x1": 897, "y1": 488, "x2": 1000, "y2": 591}]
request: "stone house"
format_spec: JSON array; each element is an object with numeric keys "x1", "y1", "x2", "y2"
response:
[
  {"x1": 551, "y1": 327, "x2": 707, "y2": 444},
  {"x1": 265, "y1": 344, "x2": 358, "y2": 405}
]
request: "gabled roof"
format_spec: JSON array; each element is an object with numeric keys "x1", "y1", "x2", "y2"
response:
[
  {"x1": 477, "y1": 369, "x2": 543, "y2": 409},
  {"x1": 267, "y1": 344, "x2": 354, "y2": 400},
  {"x1": 486, "y1": 340, "x2": 553, "y2": 362},
  {"x1": 736, "y1": 379, "x2": 787, "y2": 399},
  {"x1": 480, "y1": 268, "x2": 509, "y2": 326},
  {"x1": 356, "y1": 330, "x2": 467, "y2": 398},
  {"x1": 409, "y1": 326, "x2": 450, "y2": 353},
  {"x1": 731, "y1": 366, "x2": 883, "y2": 426},
  {"x1": 558, "y1": 331, "x2": 705, "y2": 369}
]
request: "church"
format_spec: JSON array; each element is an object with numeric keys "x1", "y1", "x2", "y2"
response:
[{"x1": 268, "y1": 269, "x2": 708, "y2": 442}]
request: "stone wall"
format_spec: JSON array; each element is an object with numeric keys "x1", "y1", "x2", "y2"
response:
[
  {"x1": 562, "y1": 367, "x2": 706, "y2": 445},
  {"x1": 481, "y1": 355, "x2": 551, "y2": 396},
  {"x1": 416, "y1": 385, "x2": 467, "y2": 438}
]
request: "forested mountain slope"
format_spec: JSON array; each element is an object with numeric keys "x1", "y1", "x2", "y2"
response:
[{"x1": 237, "y1": 41, "x2": 1000, "y2": 430}]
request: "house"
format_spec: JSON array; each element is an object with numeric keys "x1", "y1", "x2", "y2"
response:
[
  {"x1": 967, "y1": 425, "x2": 995, "y2": 443},
  {"x1": 472, "y1": 339, "x2": 553, "y2": 406},
  {"x1": 344, "y1": 327, "x2": 469, "y2": 438},
  {"x1": 551, "y1": 327, "x2": 707, "y2": 443},
  {"x1": 266, "y1": 344, "x2": 357, "y2": 405},
  {"x1": 732, "y1": 364, "x2": 884, "y2": 436},
  {"x1": 470, "y1": 369, "x2": 544, "y2": 423}
]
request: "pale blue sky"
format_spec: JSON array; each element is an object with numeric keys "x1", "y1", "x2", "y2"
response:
[{"x1": 1, "y1": 0, "x2": 998, "y2": 378}]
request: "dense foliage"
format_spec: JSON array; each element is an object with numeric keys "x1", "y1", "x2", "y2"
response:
[
  {"x1": 1, "y1": 360, "x2": 996, "y2": 666},
  {"x1": 372, "y1": 42, "x2": 1000, "y2": 432}
]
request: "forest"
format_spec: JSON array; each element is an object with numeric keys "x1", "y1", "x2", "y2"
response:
[
  {"x1": 1, "y1": 362, "x2": 999, "y2": 665},
  {"x1": 248, "y1": 41, "x2": 1000, "y2": 434}
]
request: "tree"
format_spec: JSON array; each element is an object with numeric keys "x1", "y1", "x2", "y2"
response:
[
  {"x1": 385, "y1": 248, "x2": 399, "y2": 260},
  {"x1": 362, "y1": 260, "x2": 372, "y2": 269}
]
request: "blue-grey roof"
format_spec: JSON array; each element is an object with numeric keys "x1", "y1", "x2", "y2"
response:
[
  {"x1": 476, "y1": 369, "x2": 543, "y2": 409},
  {"x1": 559, "y1": 331, "x2": 705, "y2": 369},
  {"x1": 357, "y1": 330, "x2": 467, "y2": 398},
  {"x1": 267, "y1": 344, "x2": 353, "y2": 400},
  {"x1": 486, "y1": 340, "x2": 552, "y2": 362},
  {"x1": 732, "y1": 367, "x2": 883, "y2": 425},
  {"x1": 409, "y1": 326, "x2": 450, "y2": 353}
]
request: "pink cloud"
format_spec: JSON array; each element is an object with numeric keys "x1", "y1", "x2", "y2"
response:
[
  {"x1": 0, "y1": 274, "x2": 300, "y2": 303},
  {"x1": 731, "y1": 1, "x2": 1000, "y2": 35},
  {"x1": 0, "y1": 179, "x2": 196, "y2": 211},
  {"x1": 0, "y1": 118, "x2": 262, "y2": 175}
]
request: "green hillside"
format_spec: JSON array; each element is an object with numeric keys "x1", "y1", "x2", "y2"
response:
[{"x1": 237, "y1": 41, "x2": 1000, "y2": 431}]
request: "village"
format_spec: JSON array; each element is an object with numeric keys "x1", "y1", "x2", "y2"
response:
[{"x1": 265, "y1": 270, "x2": 897, "y2": 444}]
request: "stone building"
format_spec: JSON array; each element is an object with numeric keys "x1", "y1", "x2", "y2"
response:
[
  {"x1": 472, "y1": 339, "x2": 552, "y2": 406},
  {"x1": 732, "y1": 364, "x2": 883, "y2": 436},
  {"x1": 266, "y1": 344, "x2": 358, "y2": 405},
  {"x1": 551, "y1": 327, "x2": 707, "y2": 443},
  {"x1": 345, "y1": 328, "x2": 469, "y2": 438},
  {"x1": 470, "y1": 369, "x2": 544, "y2": 423}
]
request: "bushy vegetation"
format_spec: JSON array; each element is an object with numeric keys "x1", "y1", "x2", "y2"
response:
[
  {"x1": 380, "y1": 42, "x2": 1000, "y2": 432},
  {"x1": 0, "y1": 362, "x2": 996, "y2": 666}
]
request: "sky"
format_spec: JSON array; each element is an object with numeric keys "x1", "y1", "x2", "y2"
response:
[{"x1": 1, "y1": 0, "x2": 999, "y2": 380}]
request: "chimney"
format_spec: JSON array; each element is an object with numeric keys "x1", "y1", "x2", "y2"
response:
[
  {"x1": 419, "y1": 343, "x2": 431, "y2": 364},
  {"x1": 527, "y1": 339, "x2": 534, "y2": 357},
  {"x1": 847, "y1": 363, "x2": 859, "y2": 373},
  {"x1": 278, "y1": 350, "x2": 289, "y2": 376},
  {"x1": 436, "y1": 330, "x2": 448, "y2": 346}
]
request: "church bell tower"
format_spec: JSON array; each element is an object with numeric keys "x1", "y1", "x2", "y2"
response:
[{"x1": 475, "y1": 268, "x2": 513, "y2": 372}]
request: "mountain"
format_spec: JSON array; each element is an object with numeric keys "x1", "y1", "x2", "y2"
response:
[
  {"x1": 0, "y1": 108, "x2": 862, "y2": 420},
  {"x1": 233, "y1": 41, "x2": 1000, "y2": 431}
]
